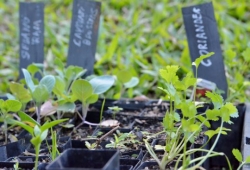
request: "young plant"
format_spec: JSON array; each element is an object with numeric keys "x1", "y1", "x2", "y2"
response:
[
  {"x1": 108, "y1": 106, "x2": 123, "y2": 119},
  {"x1": 144, "y1": 53, "x2": 239, "y2": 170},
  {"x1": 71, "y1": 75, "x2": 115, "y2": 128},
  {"x1": 22, "y1": 68, "x2": 55, "y2": 124},
  {"x1": 0, "y1": 99, "x2": 22, "y2": 144},
  {"x1": 232, "y1": 148, "x2": 250, "y2": 170},
  {"x1": 8, "y1": 111, "x2": 68, "y2": 170}
]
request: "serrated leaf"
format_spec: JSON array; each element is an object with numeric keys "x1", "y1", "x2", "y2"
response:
[
  {"x1": 192, "y1": 52, "x2": 214, "y2": 68},
  {"x1": 71, "y1": 79, "x2": 93, "y2": 103},
  {"x1": 197, "y1": 115, "x2": 211, "y2": 128},
  {"x1": 124, "y1": 77, "x2": 139, "y2": 88},
  {"x1": 39, "y1": 75, "x2": 55, "y2": 93},
  {"x1": 205, "y1": 130, "x2": 216, "y2": 139},
  {"x1": 22, "y1": 68, "x2": 35, "y2": 92},
  {"x1": 205, "y1": 91, "x2": 223, "y2": 109},
  {"x1": 89, "y1": 75, "x2": 115, "y2": 94},
  {"x1": 232, "y1": 148, "x2": 242, "y2": 162},
  {"x1": 159, "y1": 65, "x2": 179, "y2": 84},
  {"x1": 206, "y1": 109, "x2": 220, "y2": 121},
  {"x1": 189, "y1": 124, "x2": 200, "y2": 132}
]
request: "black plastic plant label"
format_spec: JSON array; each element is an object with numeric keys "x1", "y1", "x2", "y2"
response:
[
  {"x1": 19, "y1": 2, "x2": 44, "y2": 79},
  {"x1": 67, "y1": 0, "x2": 101, "y2": 76},
  {"x1": 182, "y1": 2, "x2": 228, "y2": 98}
]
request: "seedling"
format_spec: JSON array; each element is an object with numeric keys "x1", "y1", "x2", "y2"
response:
[
  {"x1": 232, "y1": 148, "x2": 250, "y2": 170},
  {"x1": 71, "y1": 75, "x2": 115, "y2": 128},
  {"x1": 8, "y1": 111, "x2": 68, "y2": 170},
  {"x1": 0, "y1": 99, "x2": 22, "y2": 144},
  {"x1": 144, "y1": 53, "x2": 239, "y2": 170},
  {"x1": 108, "y1": 106, "x2": 123, "y2": 119},
  {"x1": 22, "y1": 68, "x2": 55, "y2": 124}
]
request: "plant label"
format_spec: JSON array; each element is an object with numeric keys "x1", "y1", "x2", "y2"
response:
[
  {"x1": 182, "y1": 2, "x2": 228, "y2": 98},
  {"x1": 19, "y1": 2, "x2": 44, "y2": 79},
  {"x1": 67, "y1": 0, "x2": 101, "y2": 76}
]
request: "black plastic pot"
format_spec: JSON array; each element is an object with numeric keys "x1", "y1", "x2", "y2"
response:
[
  {"x1": 113, "y1": 99, "x2": 146, "y2": 111},
  {"x1": 63, "y1": 139, "x2": 98, "y2": 151},
  {"x1": 0, "y1": 139, "x2": 27, "y2": 161},
  {"x1": 0, "y1": 156, "x2": 50, "y2": 169},
  {"x1": 120, "y1": 165, "x2": 133, "y2": 170},
  {"x1": 135, "y1": 161, "x2": 158, "y2": 170},
  {"x1": 46, "y1": 149, "x2": 119, "y2": 170},
  {"x1": 120, "y1": 150, "x2": 144, "y2": 160},
  {"x1": 209, "y1": 103, "x2": 246, "y2": 169},
  {"x1": 120, "y1": 158, "x2": 140, "y2": 170}
]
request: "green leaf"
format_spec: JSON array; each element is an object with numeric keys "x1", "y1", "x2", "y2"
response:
[
  {"x1": 159, "y1": 65, "x2": 179, "y2": 84},
  {"x1": 86, "y1": 94, "x2": 98, "y2": 104},
  {"x1": 71, "y1": 79, "x2": 93, "y2": 102},
  {"x1": 32, "y1": 85, "x2": 49, "y2": 104},
  {"x1": 205, "y1": 130, "x2": 216, "y2": 139},
  {"x1": 89, "y1": 75, "x2": 115, "y2": 94},
  {"x1": 189, "y1": 124, "x2": 200, "y2": 132},
  {"x1": 9, "y1": 82, "x2": 31, "y2": 103},
  {"x1": 40, "y1": 119, "x2": 68, "y2": 132},
  {"x1": 22, "y1": 68, "x2": 35, "y2": 92},
  {"x1": 57, "y1": 102, "x2": 75, "y2": 113},
  {"x1": 53, "y1": 76, "x2": 66, "y2": 96},
  {"x1": 205, "y1": 91, "x2": 223, "y2": 109},
  {"x1": 27, "y1": 64, "x2": 40, "y2": 76},
  {"x1": 180, "y1": 101, "x2": 197, "y2": 118},
  {"x1": 4, "y1": 100, "x2": 22, "y2": 112},
  {"x1": 34, "y1": 125, "x2": 41, "y2": 137},
  {"x1": 245, "y1": 155, "x2": 250, "y2": 163},
  {"x1": 8, "y1": 119, "x2": 34, "y2": 135},
  {"x1": 116, "y1": 70, "x2": 132, "y2": 83},
  {"x1": 124, "y1": 77, "x2": 139, "y2": 88},
  {"x1": 192, "y1": 52, "x2": 214, "y2": 68},
  {"x1": 232, "y1": 148, "x2": 242, "y2": 162},
  {"x1": 197, "y1": 115, "x2": 211, "y2": 128},
  {"x1": 18, "y1": 111, "x2": 39, "y2": 127},
  {"x1": 174, "y1": 112, "x2": 180, "y2": 122},
  {"x1": 40, "y1": 129, "x2": 48, "y2": 141},
  {"x1": 39, "y1": 75, "x2": 56, "y2": 93},
  {"x1": 54, "y1": 58, "x2": 64, "y2": 71},
  {"x1": 31, "y1": 136, "x2": 41, "y2": 146},
  {"x1": 206, "y1": 109, "x2": 220, "y2": 121}
]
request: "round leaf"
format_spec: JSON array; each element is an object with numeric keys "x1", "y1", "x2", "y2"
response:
[
  {"x1": 32, "y1": 85, "x2": 49, "y2": 104},
  {"x1": 116, "y1": 70, "x2": 132, "y2": 83},
  {"x1": 71, "y1": 79, "x2": 93, "y2": 102},
  {"x1": 124, "y1": 77, "x2": 139, "y2": 88},
  {"x1": 39, "y1": 75, "x2": 56, "y2": 93},
  {"x1": 89, "y1": 75, "x2": 115, "y2": 94},
  {"x1": 4, "y1": 100, "x2": 22, "y2": 112}
]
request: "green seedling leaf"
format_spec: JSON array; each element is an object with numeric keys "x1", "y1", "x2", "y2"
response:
[
  {"x1": 124, "y1": 77, "x2": 139, "y2": 88},
  {"x1": 205, "y1": 130, "x2": 216, "y2": 139},
  {"x1": 71, "y1": 79, "x2": 93, "y2": 102},
  {"x1": 197, "y1": 115, "x2": 211, "y2": 128},
  {"x1": 192, "y1": 52, "x2": 214, "y2": 68},
  {"x1": 232, "y1": 148, "x2": 242, "y2": 162},
  {"x1": 180, "y1": 101, "x2": 197, "y2": 118},
  {"x1": 206, "y1": 91, "x2": 223, "y2": 109},
  {"x1": 245, "y1": 155, "x2": 250, "y2": 163},
  {"x1": 34, "y1": 125, "x2": 41, "y2": 137},
  {"x1": 39, "y1": 75, "x2": 56, "y2": 93},
  {"x1": 53, "y1": 76, "x2": 66, "y2": 96},
  {"x1": 9, "y1": 82, "x2": 32, "y2": 103},
  {"x1": 8, "y1": 119, "x2": 34, "y2": 135},
  {"x1": 4, "y1": 100, "x2": 22, "y2": 112},
  {"x1": 27, "y1": 64, "x2": 40, "y2": 76},
  {"x1": 40, "y1": 119, "x2": 68, "y2": 132},
  {"x1": 40, "y1": 129, "x2": 48, "y2": 141},
  {"x1": 57, "y1": 102, "x2": 75, "y2": 113},
  {"x1": 54, "y1": 58, "x2": 64, "y2": 71},
  {"x1": 89, "y1": 75, "x2": 115, "y2": 94},
  {"x1": 32, "y1": 85, "x2": 49, "y2": 104},
  {"x1": 86, "y1": 94, "x2": 98, "y2": 104},
  {"x1": 159, "y1": 65, "x2": 179, "y2": 84},
  {"x1": 174, "y1": 112, "x2": 180, "y2": 122},
  {"x1": 116, "y1": 70, "x2": 132, "y2": 83},
  {"x1": 18, "y1": 111, "x2": 39, "y2": 127},
  {"x1": 22, "y1": 68, "x2": 35, "y2": 92},
  {"x1": 31, "y1": 136, "x2": 41, "y2": 146},
  {"x1": 206, "y1": 109, "x2": 220, "y2": 121}
]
